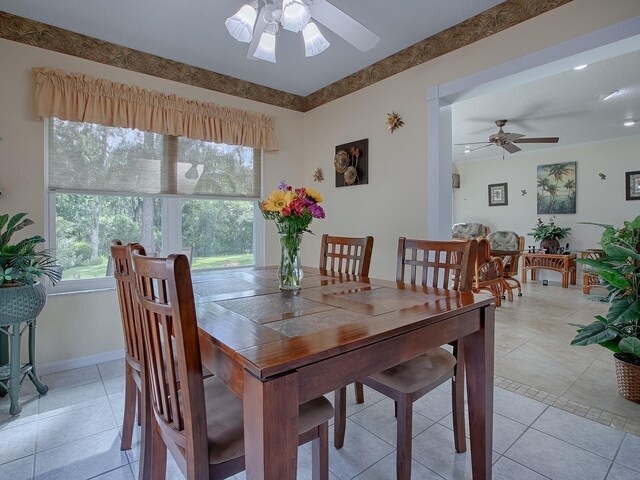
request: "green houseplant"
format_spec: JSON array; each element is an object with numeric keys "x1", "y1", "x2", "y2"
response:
[
  {"x1": 570, "y1": 215, "x2": 640, "y2": 402},
  {"x1": 528, "y1": 216, "x2": 571, "y2": 253},
  {"x1": 0, "y1": 213, "x2": 61, "y2": 287}
]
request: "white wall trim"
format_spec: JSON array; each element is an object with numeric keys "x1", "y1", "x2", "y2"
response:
[
  {"x1": 38, "y1": 349, "x2": 124, "y2": 376},
  {"x1": 426, "y1": 16, "x2": 640, "y2": 239}
]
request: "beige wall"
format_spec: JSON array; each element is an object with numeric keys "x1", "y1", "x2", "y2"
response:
[
  {"x1": 453, "y1": 136, "x2": 640, "y2": 251},
  {"x1": 301, "y1": 0, "x2": 640, "y2": 279},
  {"x1": 1, "y1": 0, "x2": 639, "y2": 368},
  {"x1": 0, "y1": 38, "x2": 304, "y2": 367}
]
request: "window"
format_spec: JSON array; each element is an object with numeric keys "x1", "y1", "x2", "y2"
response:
[{"x1": 47, "y1": 119, "x2": 262, "y2": 291}]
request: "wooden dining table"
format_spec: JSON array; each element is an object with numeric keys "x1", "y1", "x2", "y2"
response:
[{"x1": 193, "y1": 266, "x2": 496, "y2": 479}]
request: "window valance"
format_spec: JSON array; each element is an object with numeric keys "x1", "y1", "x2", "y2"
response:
[{"x1": 33, "y1": 67, "x2": 278, "y2": 151}]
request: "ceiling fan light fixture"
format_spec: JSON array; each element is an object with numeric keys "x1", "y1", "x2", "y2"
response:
[
  {"x1": 281, "y1": 0, "x2": 311, "y2": 32},
  {"x1": 225, "y1": 3, "x2": 258, "y2": 43},
  {"x1": 253, "y1": 30, "x2": 277, "y2": 62},
  {"x1": 573, "y1": 64, "x2": 588, "y2": 70},
  {"x1": 303, "y1": 22, "x2": 330, "y2": 57}
]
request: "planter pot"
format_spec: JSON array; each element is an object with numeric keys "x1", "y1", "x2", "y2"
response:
[
  {"x1": 540, "y1": 237, "x2": 560, "y2": 254},
  {"x1": 0, "y1": 283, "x2": 47, "y2": 326},
  {"x1": 614, "y1": 353, "x2": 640, "y2": 403}
]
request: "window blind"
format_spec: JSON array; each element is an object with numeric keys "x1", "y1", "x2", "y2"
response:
[{"x1": 48, "y1": 119, "x2": 261, "y2": 199}]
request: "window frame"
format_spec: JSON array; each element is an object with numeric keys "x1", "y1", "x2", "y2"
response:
[{"x1": 45, "y1": 120, "x2": 264, "y2": 294}]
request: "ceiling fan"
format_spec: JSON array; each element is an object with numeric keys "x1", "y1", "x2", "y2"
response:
[
  {"x1": 457, "y1": 119, "x2": 559, "y2": 154},
  {"x1": 225, "y1": 0, "x2": 380, "y2": 62}
]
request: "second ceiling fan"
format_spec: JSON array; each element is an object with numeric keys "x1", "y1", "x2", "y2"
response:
[{"x1": 458, "y1": 119, "x2": 559, "y2": 154}]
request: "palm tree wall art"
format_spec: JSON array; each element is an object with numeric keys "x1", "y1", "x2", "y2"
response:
[{"x1": 537, "y1": 162, "x2": 577, "y2": 214}]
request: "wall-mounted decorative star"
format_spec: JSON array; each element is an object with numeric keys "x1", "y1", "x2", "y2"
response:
[
  {"x1": 386, "y1": 111, "x2": 404, "y2": 133},
  {"x1": 313, "y1": 168, "x2": 324, "y2": 182}
]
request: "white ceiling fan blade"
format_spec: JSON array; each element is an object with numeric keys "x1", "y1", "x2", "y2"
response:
[
  {"x1": 309, "y1": 0, "x2": 379, "y2": 52},
  {"x1": 247, "y1": 6, "x2": 268, "y2": 60}
]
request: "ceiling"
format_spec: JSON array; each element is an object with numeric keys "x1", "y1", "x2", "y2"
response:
[
  {"x1": 0, "y1": 0, "x2": 505, "y2": 96},
  {"x1": 452, "y1": 46, "x2": 640, "y2": 161}
]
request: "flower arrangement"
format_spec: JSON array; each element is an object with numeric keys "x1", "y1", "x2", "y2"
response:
[
  {"x1": 528, "y1": 216, "x2": 571, "y2": 241},
  {"x1": 260, "y1": 181, "x2": 325, "y2": 291}
]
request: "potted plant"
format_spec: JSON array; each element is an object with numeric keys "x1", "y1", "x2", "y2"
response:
[
  {"x1": 0, "y1": 213, "x2": 61, "y2": 321},
  {"x1": 528, "y1": 216, "x2": 571, "y2": 253},
  {"x1": 570, "y1": 215, "x2": 640, "y2": 403}
]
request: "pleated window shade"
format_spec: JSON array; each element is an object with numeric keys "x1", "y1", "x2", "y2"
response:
[{"x1": 48, "y1": 118, "x2": 261, "y2": 199}]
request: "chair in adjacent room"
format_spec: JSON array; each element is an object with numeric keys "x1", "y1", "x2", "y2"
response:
[
  {"x1": 321, "y1": 235, "x2": 374, "y2": 406},
  {"x1": 334, "y1": 237, "x2": 477, "y2": 480},
  {"x1": 473, "y1": 238, "x2": 506, "y2": 307},
  {"x1": 110, "y1": 240, "x2": 152, "y2": 480},
  {"x1": 487, "y1": 230, "x2": 525, "y2": 299},
  {"x1": 451, "y1": 222, "x2": 491, "y2": 240},
  {"x1": 319, "y1": 234, "x2": 374, "y2": 276},
  {"x1": 130, "y1": 251, "x2": 334, "y2": 480}
]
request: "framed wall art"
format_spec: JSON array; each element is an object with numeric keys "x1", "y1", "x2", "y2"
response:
[
  {"x1": 536, "y1": 162, "x2": 576, "y2": 214},
  {"x1": 626, "y1": 170, "x2": 640, "y2": 200},
  {"x1": 488, "y1": 183, "x2": 508, "y2": 206},
  {"x1": 334, "y1": 139, "x2": 368, "y2": 187}
]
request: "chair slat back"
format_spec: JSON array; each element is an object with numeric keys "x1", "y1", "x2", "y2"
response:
[
  {"x1": 319, "y1": 234, "x2": 374, "y2": 276},
  {"x1": 131, "y1": 251, "x2": 208, "y2": 461},
  {"x1": 396, "y1": 237, "x2": 477, "y2": 291},
  {"x1": 110, "y1": 240, "x2": 146, "y2": 368}
]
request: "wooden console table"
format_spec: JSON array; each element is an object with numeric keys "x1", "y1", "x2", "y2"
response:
[{"x1": 522, "y1": 252, "x2": 577, "y2": 288}]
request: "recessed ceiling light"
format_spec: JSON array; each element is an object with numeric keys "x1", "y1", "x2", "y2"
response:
[
  {"x1": 624, "y1": 120, "x2": 636, "y2": 127},
  {"x1": 597, "y1": 90, "x2": 619, "y2": 101},
  {"x1": 464, "y1": 149, "x2": 471, "y2": 154},
  {"x1": 573, "y1": 64, "x2": 588, "y2": 70}
]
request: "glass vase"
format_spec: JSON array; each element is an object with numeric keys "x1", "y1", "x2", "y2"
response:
[{"x1": 277, "y1": 231, "x2": 304, "y2": 292}]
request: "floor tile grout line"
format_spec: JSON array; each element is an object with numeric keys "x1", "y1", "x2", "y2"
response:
[{"x1": 499, "y1": 452, "x2": 555, "y2": 480}]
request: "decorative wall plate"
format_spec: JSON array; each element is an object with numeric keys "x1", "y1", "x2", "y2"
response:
[
  {"x1": 334, "y1": 150, "x2": 349, "y2": 173},
  {"x1": 344, "y1": 166, "x2": 358, "y2": 185}
]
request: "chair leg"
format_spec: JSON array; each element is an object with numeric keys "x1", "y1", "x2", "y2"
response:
[
  {"x1": 396, "y1": 396, "x2": 413, "y2": 480},
  {"x1": 148, "y1": 416, "x2": 167, "y2": 480},
  {"x1": 137, "y1": 388, "x2": 142, "y2": 426},
  {"x1": 333, "y1": 387, "x2": 347, "y2": 449},
  {"x1": 354, "y1": 382, "x2": 365, "y2": 404},
  {"x1": 120, "y1": 363, "x2": 136, "y2": 450},
  {"x1": 452, "y1": 341, "x2": 467, "y2": 454},
  {"x1": 311, "y1": 422, "x2": 329, "y2": 480}
]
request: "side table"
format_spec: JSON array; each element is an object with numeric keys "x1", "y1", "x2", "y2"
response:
[
  {"x1": 581, "y1": 249, "x2": 604, "y2": 294},
  {"x1": 522, "y1": 252, "x2": 577, "y2": 288}
]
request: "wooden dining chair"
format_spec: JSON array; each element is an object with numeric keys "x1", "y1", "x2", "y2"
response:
[
  {"x1": 319, "y1": 234, "x2": 374, "y2": 276},
  {"x1": 321, "y1": 234, "x2": 374, "y2": 406},
  {"x1": 130, "y1": 251, "x2": 334, "y2": 480},
  {"x1": 334, "y1": 238, "x2": 477, "y2": 480},
  {"x1": 110, "y1": 241, "x2": 152, "y2": 480}
]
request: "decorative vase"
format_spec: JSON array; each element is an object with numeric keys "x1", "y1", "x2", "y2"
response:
[
  {"x1": 277, "y1": 231, "x2": 304, "y2": 292},
  {"x1": 540, "y1": 237, "x2": 560, "y2": 253}
]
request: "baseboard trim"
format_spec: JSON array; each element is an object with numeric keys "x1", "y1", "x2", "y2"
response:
[{"x1": 38, "y1": 349, "x2": 125, "y2": 376}]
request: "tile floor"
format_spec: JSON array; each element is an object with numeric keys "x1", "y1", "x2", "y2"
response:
[{"x1": 1, "y1": 281, "x2": 639, "y2": 479}]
